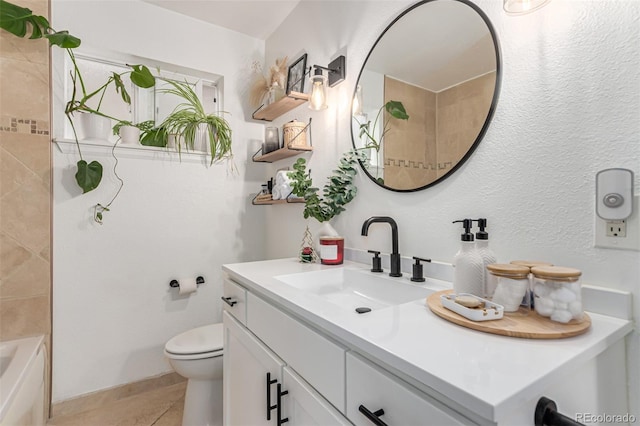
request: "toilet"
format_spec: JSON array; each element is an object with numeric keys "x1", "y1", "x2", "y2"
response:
[{"x1": 164, "y1": 323, "x2": 223, "y2": 426}]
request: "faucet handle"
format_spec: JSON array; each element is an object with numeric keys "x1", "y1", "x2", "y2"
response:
[
  {"x1": 367, "y1": 250, "x2": 383, "y2": 273},
  {"x1": 411, "y1": 256, "x2": 431, "y2": 282}
]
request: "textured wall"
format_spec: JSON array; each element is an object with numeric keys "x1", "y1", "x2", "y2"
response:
[
  {"x1": 264, "y1": 0, "x2": 640, "y2": 415},
  {"x1": 0, "y1": 0, "x2": 52, "y2": 410}
]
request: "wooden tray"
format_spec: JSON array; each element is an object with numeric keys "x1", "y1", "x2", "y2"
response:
[{"x1": 426, "y1": 290, "x2": 591, "y2": 339}]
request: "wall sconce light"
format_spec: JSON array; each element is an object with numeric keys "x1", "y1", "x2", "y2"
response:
[
  {"x1": 503, "y1": 0, "x2": 551, "y2": 15},
  {"x1": 309, "y1": 55, "x2": 346, "y2": 111},
  {"x1": 352, "y1": 85, "x2": 363, "y2": 116}
]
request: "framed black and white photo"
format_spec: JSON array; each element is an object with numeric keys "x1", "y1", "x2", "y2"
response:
[{"x1": 286, "y1": 53, "x2": 307, "y2": 95}]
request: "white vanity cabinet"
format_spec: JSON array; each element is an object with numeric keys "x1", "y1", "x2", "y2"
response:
[
  {"x1": 222, "y1": 265, "x2": 632, "y2": 426},
  {"x1": 223, "y1": 286, "x2": 350, "y2": 426},
  {"x1": 223, "y1": 311, "x2": 284, "y2": 426},
  {"x1": 346, "y1": 352, "x2": 471, "y2": 426}
]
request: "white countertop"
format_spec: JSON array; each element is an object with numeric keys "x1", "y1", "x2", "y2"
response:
[{"x1": 222, "y1": 258, "x2": 633, "y2": 423}]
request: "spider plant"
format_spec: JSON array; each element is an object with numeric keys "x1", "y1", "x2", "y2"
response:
[{"x1": 159, "y1": 80, "x2": 232, "y2": 165}]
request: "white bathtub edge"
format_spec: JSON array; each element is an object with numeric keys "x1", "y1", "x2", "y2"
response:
[{"x1": 0, "y1": 335, "x2": 45, "y2": 423}]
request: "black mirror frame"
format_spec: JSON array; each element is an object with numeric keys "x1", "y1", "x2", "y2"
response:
[{"x1": 351, "y1": 0, "x2": 502, "y2": 193}]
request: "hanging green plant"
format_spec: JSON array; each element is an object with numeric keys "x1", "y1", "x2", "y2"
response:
[
  {"x1": 1, "y1": 0, "x2": 159, "y2": 224},
  {"x1": 1, "y1": 1, "x2": 156, "y2": 195}
]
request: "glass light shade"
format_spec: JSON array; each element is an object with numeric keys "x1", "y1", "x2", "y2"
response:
[
  {"x1": 309, "y1": 73, "x2": 328, "y2": 110},
  {"x1": 352, "y1": 85, "x2": 363, "y2": 116},
  {"x1": 503, "y1": 0, "x2": 551, "y2": 15}
]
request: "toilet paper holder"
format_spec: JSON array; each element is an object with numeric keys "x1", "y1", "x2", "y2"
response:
[{"x1": 169, "y1": 276, "x2": 205, "y2": 288}]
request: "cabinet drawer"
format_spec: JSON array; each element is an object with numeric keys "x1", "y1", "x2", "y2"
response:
[
  {"x1": 247, "y1": 292, "x2": 346, "y2": 413},
  {"x1": 222, "y1": 278, "x2": 247, "y2": 325},
  {"x1": 346, "y1": 353, "x2": 469, "y2": 426}
]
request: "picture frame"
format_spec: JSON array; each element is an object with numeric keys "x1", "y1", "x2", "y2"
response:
[{"x1": 286, "y1": 53, "x2": 307, "y2": 95}]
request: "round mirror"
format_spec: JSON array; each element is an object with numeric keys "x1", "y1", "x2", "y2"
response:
[{"x1": 351, "y1": 0, "x2": 501, "y2": 191}]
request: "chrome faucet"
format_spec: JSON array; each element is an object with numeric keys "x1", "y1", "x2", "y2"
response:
[{"x1": 361, "y1": 216, "x2": 402, "y2": 277}]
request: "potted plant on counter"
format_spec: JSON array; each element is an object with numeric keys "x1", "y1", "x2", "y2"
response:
[{"x1": 287, "y1": 150, "x2": 365, "y2": 264}]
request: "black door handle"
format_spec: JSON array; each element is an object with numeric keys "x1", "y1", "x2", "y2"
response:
[
  {"x1": 359, "y1": 404, "x2": 388, "y2": 426},
  {"x1": 535, "y1": 397, "x2": 585, "y2": 426},
  {"x1": 221, "y1": 296, "x2": 237, "y2": 307},
  {"x1": 277, "y1": 383, "x2": 289, "y2": 425},
  {"x1": 266, "y1": 372, "x2": 277, "y2": 420}
]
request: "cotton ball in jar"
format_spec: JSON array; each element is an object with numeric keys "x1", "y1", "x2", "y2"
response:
[
  {"x1": 534, "y1": 297, "x2": 554, "y2": 317},
  {"x1": 534, "y1": 283, "x2": 549, "y2": 297},
  {"x1": 550, "y1": 287, "x2": 576, "y2": 304},
  {"x1": 554, "y1": 301, "x2": 568, "y2": 311},
  {"x1": 550, "y1": 309, "x2": 573, "y2": 323},
  {"x1": 569, "y1": 301, "x2": 583, "y2": 319}
]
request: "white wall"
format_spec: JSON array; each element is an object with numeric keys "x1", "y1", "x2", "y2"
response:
[
  {"x1": 51, "y1": 0, "x2": 267, "y2": 401},
  {"x1": 264, "y1": 0, "x2": 640, "y2": 416}
]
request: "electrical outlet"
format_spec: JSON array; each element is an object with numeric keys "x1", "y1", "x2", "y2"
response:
[
  {"x1": 606, "y1": 220, "x2": 626, "y2": 237},
  {"x1": 595, "y1": 195, "x2": 640, "y2": 251}
]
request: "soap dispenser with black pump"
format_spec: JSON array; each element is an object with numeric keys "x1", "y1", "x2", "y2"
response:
[
  {"x1": 452, "y1": 219, "x2": 484, "y2": 297},
  {"x1": 474, "y1": 218, "x2": 497, "y2": 298}
]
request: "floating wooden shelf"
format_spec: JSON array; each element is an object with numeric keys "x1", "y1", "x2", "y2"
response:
[
  {"x1": 252, "y1": 92, "x2": 310, "y2": 121},
  {"x1": 252, "y1": 194, "x2": 305, "y2": 205},
  {"x1": 253, "y1": 145, "x2": 313, "y2": 163}
]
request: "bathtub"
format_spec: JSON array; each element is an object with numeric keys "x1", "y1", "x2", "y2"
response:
[{"x1": 0, "y1": 336, "x2": 46, "y2": 426}]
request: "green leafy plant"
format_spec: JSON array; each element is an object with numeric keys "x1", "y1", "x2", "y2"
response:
[
  {"x1": 287, "y1": 150, "x2": 365, "y2": 223},
  {"x1": 112, "y1": 119, "x2": 153, "y2": 137},
  {"x1": 140, "y1": 125, "x2": 169, "y2": 147},
  {"x1": 159, "y1": 80, "x2": 232, "y2": 164},
  {"x1": 354, "y1": 100, "x2": 409, "y2": 152},
  {"x1": 64, "y1": 50, "x2": 155, "y2": 193},
  {"x1": 1, "y1": 0, "x2": 158, "y2": 223}
]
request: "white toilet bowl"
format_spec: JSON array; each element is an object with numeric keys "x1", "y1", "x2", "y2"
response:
[{"x1": 164, "y1": 323, "x2": 223, "y2": 426}]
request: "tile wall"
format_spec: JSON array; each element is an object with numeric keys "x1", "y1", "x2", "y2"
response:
[
  {"x1": 382, "y1": 72, "x2": 496, "y2": 189},
  {"x1": 0, "y1": 0, "x2": 52, "y2": 414}
]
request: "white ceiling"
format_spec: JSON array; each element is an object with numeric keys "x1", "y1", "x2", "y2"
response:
[
  {"x1": 141, "y1": 0, "x2": 302, "y2": 40},
  {"x1": 365, "y1": 1, "x2": 496, "y2": 92}
]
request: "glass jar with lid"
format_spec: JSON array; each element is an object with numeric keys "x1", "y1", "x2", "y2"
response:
[
  {"x1": 530, "y1": 266, "x2": 582, "y2": 323},
  {"x1": 486, "y1": 264, "x2": 530, "y2": 312},
  {"x1": 510, "y1": 260, "x2": 553, "y2": 309}
]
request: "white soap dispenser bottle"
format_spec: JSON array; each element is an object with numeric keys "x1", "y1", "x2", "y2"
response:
[
  {"x1": 452, "y1": 219, "x2": 484, "y2": 296},
  {"x1": 474, "y1": 218, "x2": 498, "y2": 298}
]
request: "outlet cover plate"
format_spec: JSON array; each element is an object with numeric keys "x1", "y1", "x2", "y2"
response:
[{"x1": 595, "y1": 195, "x2": 640, "y2": 251}]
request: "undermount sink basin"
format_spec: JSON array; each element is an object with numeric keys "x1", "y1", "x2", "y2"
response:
[{"x1": 274, "y1": 267, "x2": 437, "y2": 312}]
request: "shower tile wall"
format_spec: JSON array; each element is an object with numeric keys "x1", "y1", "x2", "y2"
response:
[{"x1": 0, "y1": 0, "x2": 52, "y2": 412}]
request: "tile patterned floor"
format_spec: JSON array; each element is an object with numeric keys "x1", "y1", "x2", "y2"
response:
[{"x1": 47, "y1": 382, "x2": 186, "y2": 426}]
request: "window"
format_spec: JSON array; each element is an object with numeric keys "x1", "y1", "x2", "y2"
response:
[{"x1": 59, "y1": 52, "x2": 222, "y2": 142}]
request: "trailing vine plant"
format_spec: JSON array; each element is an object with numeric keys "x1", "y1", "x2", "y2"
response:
[{"x1": 1, "y1": 0, "x2": 156, "y2": 223}]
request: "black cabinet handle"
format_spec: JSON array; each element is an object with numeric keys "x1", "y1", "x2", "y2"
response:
[
  {"x1": 277, "y1": 383, "x2": 289, "y2": 425},
  {"x1": 535, "y1": 397, "x2": 584, "y2": 426},
  {"x1": 221, "y1": 296, "x2": 237, "y2": 307},
  {"x1": 266, "y1": 372, "x2": 277, "y2": 420},
  {"x1": 359, "y1": 404, "x2": 388, "y2": 426}
]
